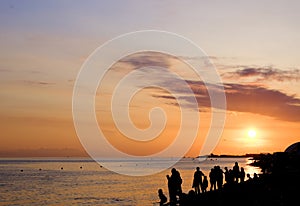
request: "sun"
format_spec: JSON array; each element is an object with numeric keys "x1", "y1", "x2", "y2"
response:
[{"x1": 247, "y1": 129, "x2": 256, "y2": 138}]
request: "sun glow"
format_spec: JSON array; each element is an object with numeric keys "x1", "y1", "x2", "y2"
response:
[{"x1": 247, "y1": 129, "x2": 256, "y2": 138}]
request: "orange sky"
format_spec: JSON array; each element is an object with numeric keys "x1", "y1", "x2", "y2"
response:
[
  {"x1": 1, "y1": 51, "x2": 300, "y2": 157},
  {"x1": 1, "y1": 1, "x2": 300, "y2": 157}
]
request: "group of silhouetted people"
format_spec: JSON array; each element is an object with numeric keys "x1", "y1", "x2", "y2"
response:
[
  {"x1": 194, "y1": 162, "x2": 248, "y2": 194},
  {"x1": 192, "y1": 166, "x2": 207, "y2": 194},
  {"x1": 158, "y1": 161, "x2": 259, "y2": 205},
  {"x1": 208, "y1": 165, "x2": 224, "y2": 191},
  {"x1": 223, "y1": 162, "x2": 247, "y2": 184}
]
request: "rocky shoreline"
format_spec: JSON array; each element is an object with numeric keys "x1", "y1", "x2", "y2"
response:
[
  {"x1": 161, "y1": 151, "x2": 300, "y2": 206},
  {"x1": 178, "y1": 171, "x2": 299, "y2": 206}
]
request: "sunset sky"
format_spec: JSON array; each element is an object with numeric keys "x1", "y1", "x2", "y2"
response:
[{"x1": 1, "y1": 0, "x2": 300, "y2": 157}]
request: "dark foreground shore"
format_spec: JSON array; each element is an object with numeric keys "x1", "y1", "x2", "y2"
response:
[
  {"x1": 162, "y1": 151, "x2": 300, "y2": 206},
  {"x1": 179, "y1": 171, "x2": 300, "y2": 206}
]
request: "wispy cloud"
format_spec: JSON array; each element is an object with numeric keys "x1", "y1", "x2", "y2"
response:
[
  {"x1": 222, "y1": 67, "x2": 300, "y2": 82},
  {"x1": 118, "y1": 52, "x2": 171, "y2": 70},
  {"x1": 23, "y1": 80, "x2": 55, "y2": 86}
]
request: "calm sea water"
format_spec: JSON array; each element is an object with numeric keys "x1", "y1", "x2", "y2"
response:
[{"x1": 0, "y1": 157, "x2": 261, "y2": 206}]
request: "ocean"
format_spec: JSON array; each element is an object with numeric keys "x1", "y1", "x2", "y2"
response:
[{"x1": 0, "y1": 157, "x2": 261, "y2": 206}]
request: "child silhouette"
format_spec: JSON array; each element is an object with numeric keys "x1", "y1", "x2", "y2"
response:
[{"x1": 158, "y1": 188, "x2": 167, "y2": 206}]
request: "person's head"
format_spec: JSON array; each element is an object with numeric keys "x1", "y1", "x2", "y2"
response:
[
  {"x1": 196, "y1": 167, "x2": 200, "y2": 171},
  {"x1": 171, "y1": 168, "x2": 176, "y2": 173},
  {"x1": 188, "y1": 189, "x2": 196, "y2": 197},
  {"x1": 158, "y1": 189, "x2": 163, "y2": 194},
  {"x1": 235, "y1": 162, "x2": 238, "y2": 165}
]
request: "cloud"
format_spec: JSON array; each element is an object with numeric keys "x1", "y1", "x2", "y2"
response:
[
  {"x1": 222, "y1": 67, "x2": 300, "y2": 82},
  {"x1": 151, "y1": 79, "x2": 300, "y2": 122},
  {"x1": 117, "y1": 52, "x2": 171, "y2": 70},
  {"x1": 104, "y1": 53, "x2": 300, "y2": 122},
  {"x1": 224, "y1": 83, "x2": 300, "y2": 122},
  {"x1": 23, "y1": 80, "x2": 55, "y2": 86}
]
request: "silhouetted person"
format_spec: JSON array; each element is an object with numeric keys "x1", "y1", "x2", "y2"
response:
[
  {"x1": 167, "y1": 168, "x2": 182, "y2": 205},
  {"x1": 201, "y1": 175, "x2": 208, "y2": 193},
  {"x1": 246, "y1": 173, "x2": 252, "y2": 181},
  {"x1": 192, "y1": 166, "x2": 204, "y2": 194},
  {"x1": 232, "y1": 162, "x2": 240, "y2": 182},
  {"x1": 215, "y1": 166, "x2": 224, "y2": 190},
  {"x1": 158, "y1": 188, "x2": 167, "y2": 206},
  {"x1": 172, "y1": 168, "x2": 183, "y2": 197},
  {"x1": 228, "y1": 169, "x2": 234, "y2": 184},
  {"x1": 166, "y1": 174, "x2": 176, "y2": 205},
  {"x1": 253, "y1": 173, "x2": 259, "y2": 182},
  {"x1": 224, "y1": 167, "x2": 230, "y2": 184},
  {"x1": 240, "y1": 167, "x2": 245, "y2": 182},
  {"x1": 209, "y1": 168, "x2": 216, "y2": 191}
]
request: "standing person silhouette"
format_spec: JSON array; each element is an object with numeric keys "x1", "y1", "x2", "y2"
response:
[
  {"x1": 172, "y1": 168, "x2": 182, "y2": 197},
  {"x1": 215, "y1": 166, "x2": 224, "y2": 190},
  {"x1": 201, "y1": 175, "x2": 208, "y2": 193},
  {"x1": 209, "y1": 168, "x2": 216, "y2": 191},
  {"x1": 232, "y1": 162, "x2": 240, "y2": 182},
  {"x1": 224, "y1": 167, "x2": 230, "y2": 184},
  {"x1": 167, "y1": 168, "x2": 182, "y2": 205},
  {"x1": 240, "y1": 167, "x2": 246, "y2": 183},
  {"x1": 166, "y1": 174, "x2": 176, "y2": 205},
  {"x1": 192, "y1": 167, "x2": 204, "y2": 195}
]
